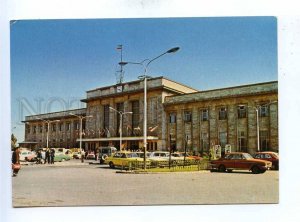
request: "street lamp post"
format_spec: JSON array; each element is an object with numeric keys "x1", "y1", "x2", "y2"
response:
[
  {"x1": 37, "y1": 118, "x2": 60, "y2": 149},
  {"x1": 69, "y1": 113, "x2": 93, "y2": 152},
  {"x1": 119, "y1": 47, "x2": 180, "y2": 170},
  {"x1": 109, "y1": 107, "x2": 132, "y2": 151}
]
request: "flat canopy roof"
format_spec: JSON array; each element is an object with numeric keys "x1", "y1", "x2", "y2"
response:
[
  {"x1": 78, "y1": 136, "x2": 158, "y2": 142},
  {"x1": 19, "y1": 141, "x2": 39, "y2": 144}
]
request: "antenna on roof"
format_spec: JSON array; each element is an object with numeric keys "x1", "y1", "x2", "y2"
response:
[{"x1": 115, "y1": 44, "x2": 124, "y2": 84}]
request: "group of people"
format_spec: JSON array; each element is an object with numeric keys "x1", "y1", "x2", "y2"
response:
[{"x1": 37, "y1": 148, "x2": 55, "y2": 164}]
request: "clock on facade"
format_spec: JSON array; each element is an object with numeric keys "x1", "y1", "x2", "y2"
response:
[{"x1": 116, "y1": 85, "x2": 123, "y2": 93}]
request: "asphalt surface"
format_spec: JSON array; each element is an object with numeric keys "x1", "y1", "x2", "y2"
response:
[{"x1": 12, "y1": 159, "x2": 279, "y2": 207}]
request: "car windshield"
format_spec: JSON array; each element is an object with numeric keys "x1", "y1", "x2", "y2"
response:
[
  {"x1": 138, "y1": 153, "x2": 150, "y2": 158},
  {"x1": 127, "y1": 153, "x2": 138, "y2": 158},
  {"x1": 243, "y1": 153, "x2": 254, "y2": 160}
]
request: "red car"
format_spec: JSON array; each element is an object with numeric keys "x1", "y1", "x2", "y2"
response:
[
  {"x1": 254, "y1": 151, "x2": 279, "y2": 170},
  {"x1": 210, "y1": 152, "x2": 272, "y2": 174}
]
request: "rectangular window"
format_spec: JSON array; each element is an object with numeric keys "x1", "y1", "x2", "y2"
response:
[
  {"x1": 103, "y1": 105, "x2": 110, "y2": 129},
  {"x1": 259, "y1": 105, "x2": 269, "y2": 117},
  {"x1": 238, "y1": 131, "x2": 247, "y2": 152},
  {"x1": 66, "y1": 122, "x2": 71, "y2": 131},
  {"x1": 260, "y1": 130, "x2": 269, "y2": 151},
  {"x1": 149, "y1": 97, "x2": 158, "y2": 124},
  {"x1": 26, "y1": 124, "x2": 30, "y2": 134},
  {"x1": 184, "y1": 111, "x2": 192, "y2": 122},
  {"x1": 201, "y1": 132, "x2": 209, "y2": 153},
  {"x1": 169, "y1": 113, "x2": 176, "y2": 123},
  {"x1": 33, "y1": 125, "x2": 37, "y2": 134},
  {"x1": 51, "y1": 123, "x2": 56, "y2": 132},
  {"x1": 39, "y1": 125, "x2": 43, "y2": 133},
  {"x1": 238, "y1": 106, "x2": 247, "y2": 118},
  {"x1": 116, "y1": 103, "x2": 124, "y2": 135},
  {"x1": 219, "y1": 107, "x2": 227, "y2": 120},
  {"x1": 74, "y1": 121, "x2": 79, "y2": 130},
  {"x1": 219, "y1": 132, "x2": 227, "y2": 148},
  {"x1": 59, "y1": 123, "x2": 63, "y2": 131},
  {"x1": 132, "y1": 101, "x2": 139, "y2": 128},
  {"x1": 201, "y1": 109, "x2": 209, "y2": 121}
]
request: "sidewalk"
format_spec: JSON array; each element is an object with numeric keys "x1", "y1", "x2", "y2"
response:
[{"x1": 20, "y1": 159, "x2": 100, "y2": 167}]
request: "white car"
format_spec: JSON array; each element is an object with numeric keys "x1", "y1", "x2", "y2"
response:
[
  {"x1": 19, "y1": 150, "x2": 36, "y2": 162},
  {"x1": 148, "y1": 151, "x2": 170, "y2": 161}
]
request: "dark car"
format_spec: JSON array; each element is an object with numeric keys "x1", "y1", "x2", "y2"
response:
[
  {"x1": 210, "y1": 152, "x2": 272, "y2": 174},
  {"x1": 254, "y1": 151, "x2": 279, "y2": 170}
]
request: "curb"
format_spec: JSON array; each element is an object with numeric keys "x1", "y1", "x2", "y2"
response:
[{"x1": 116, "y1": 170, "x2": 211, "y2": 174}]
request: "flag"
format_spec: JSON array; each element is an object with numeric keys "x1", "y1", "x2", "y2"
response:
[
  {"x1": 116, "y1": 45, "x2": 122, "y2": 50},
  {"x1": 150, "y1": 125, "x2": 158, "y2": 132}
]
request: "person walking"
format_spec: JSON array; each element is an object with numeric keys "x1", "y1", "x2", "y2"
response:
[
  {"x1": 36, "y1": 149, "x2": 43, "y2": 164},
  {"x1": 45, "y1": 148, "x2": 50, "y2": 164},
  {"x1": 50, "y1": 148, "x2": 55, "y2": 164},
  {"x1": 12, "y1": 147, "x2": 21, "y2": 177},
  {"x1": 81, "y1": 150, "x2": 85, "y2": 163}
]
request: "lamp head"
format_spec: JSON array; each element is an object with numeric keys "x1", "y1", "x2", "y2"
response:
[
  {"x1": 119, "y1": 62, "x2": 128, "y2": 66},
  {"x1": 167, "y1": 47, "x2": 180, "y2": 53}
]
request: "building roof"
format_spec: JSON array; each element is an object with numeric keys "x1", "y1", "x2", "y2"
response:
[
  {"x1": 23, "y1": 108, "x2": 87, "y2": 122},
  {"x1": 86, "y1": 76, "x2": 198, "y2": 93},
  {"x1": 164, "y1": 81, "x2": 278, "y2": 105},
  {"x1": 82, "y1": 76, "x2": 198, "y2": 103}
]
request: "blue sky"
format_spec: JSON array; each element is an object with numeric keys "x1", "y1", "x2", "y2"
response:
[{"x1": 11, "y1": 17, "x2": 277, "y2": 142}]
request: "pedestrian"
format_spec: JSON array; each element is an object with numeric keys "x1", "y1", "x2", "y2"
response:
[
  {"x1": 45, "y1": 148, "x2": 50, "y2": 164},
  {"x1": 85, "y1": 150, "x2": 88, "y2": 159},
  {"x1": 81, "y1": 150, "x2": 85, "y2": 163},
  {"x1": 36, "y1": 149, "x2": 43, "y2": 164},
  {"x1": 12, "y1": 147, "x2": 21, "y2": 177},
  {"x1": 94, "y1": 149, "x2": 98, "y2": 161},
  {"x1": 50, "y1": 148, "x2": 55, "y2": 164}
]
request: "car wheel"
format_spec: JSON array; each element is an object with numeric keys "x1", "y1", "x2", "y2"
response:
[
  {"x1": 251, "y1": 165, "x2": 260, "y2": 174},
  {"x1": 227, "y1": 169, "x2": 233, "y2": 173},
  {"x1": 109, "y1": 162, "x2": 115, "y2": 169},
  {"x1": 61, "y1": 158, "x2": 66, "y2": 162},
  {"x1": 218, "y1": 165, "x2": 226, "y2": 172},
  {"x1": 260, "y1": 169, "x2": 267, "y2": 173}
]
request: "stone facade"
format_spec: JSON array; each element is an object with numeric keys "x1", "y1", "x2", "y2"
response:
[
  {"x1": 164, "y1": 81, "x2": 278, "y2": 155},
  {"x1": 23, "y1": 108, "x2": 86, "y2": 148},
  {"x1": 22, "y1": 77, "x2": 197, "y2": 151},
  {"x1": 22, "y1": 78, "x2": 278, "y2": 155}
]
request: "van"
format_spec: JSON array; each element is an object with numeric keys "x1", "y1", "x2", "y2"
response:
[{"x1": 98, "y1": 147, "x2": 117, "y2": 164}]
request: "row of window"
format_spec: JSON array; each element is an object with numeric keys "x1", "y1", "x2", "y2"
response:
[
  {"x1": 179, "y1": 130, "x2": 270, "y2": 151},
  {"x1": 27, "y1": 122, "x2": 82, "y2": 134},
  {"x1": 169, "y1": 105, "x2": 270, "y2": 123}
]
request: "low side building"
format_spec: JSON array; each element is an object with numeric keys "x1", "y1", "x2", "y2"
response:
[
  {"x1": 22, "y1": 108, "x2": 87, "y2": 149},
  {"x1": 164, "y1": 81, "x2": 278, "y2": 155}
]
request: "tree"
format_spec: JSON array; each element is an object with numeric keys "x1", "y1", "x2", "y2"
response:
[{"x1": 11, "y1": 133, "x2": 17, "y2": 150}]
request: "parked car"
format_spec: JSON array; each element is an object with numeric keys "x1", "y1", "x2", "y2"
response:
[
  {"x1": 104, "y1": 151, "x2": 150, "y2": 169},
  {"x1": 254, "y1": 151, "x2": 279, "y2": 170},
  {"x1": 136, "y1": 152, "x2": 151, "y2": 158},
  {"x1": 148, "y1": 151, "x2": 170, "y2": 161},
  {"x1": 98, "y1": 147, "x2": 117, "y2": 164},
  {"x1": 54, "y1": 152, "x2": 71, "y2": 162},
  {"x1": 20, "y1": 150, "x2": 36, "y2": 162},
  {"x1": 72, "y1": 152, "x2": 81, "y2": 159},
  {"x1": 86, "y1": 152, "x2": 95, "y2": 160},
  {"x1": 210, "y1": 152, "x2": 272, "y2": 174}
]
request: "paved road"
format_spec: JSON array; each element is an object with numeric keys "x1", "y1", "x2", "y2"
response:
[{"x1": 12, "y1": 160, "x2": 279, "y2": 207}]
